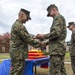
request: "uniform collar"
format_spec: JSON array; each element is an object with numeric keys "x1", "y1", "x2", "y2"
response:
[
  {"x1": 54, "y1": 13, "x2": 60, "y2": 19},
  {"x1": 16, "y1": 19, "x2": 23, "y2": 24}
]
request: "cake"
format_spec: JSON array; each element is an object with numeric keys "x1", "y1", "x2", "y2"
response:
[{"x1": 28, "y1": 48, "x2": 46, "y2": 59}]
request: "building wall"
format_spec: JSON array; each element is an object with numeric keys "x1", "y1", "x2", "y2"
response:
[
  {"x1": 0, "y1": 33, "x2": 10, "y2": 53},
  {"x1": 0, "y1": 39, "x2": 10, "y2": 53}
]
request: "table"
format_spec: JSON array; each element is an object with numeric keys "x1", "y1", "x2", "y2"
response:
[
  {"x1": 0, "y1": 57, "x2": 50, "y2": 75},
  {"x1": 24, "y1": 57, "x2": 50, "y2": 75}
]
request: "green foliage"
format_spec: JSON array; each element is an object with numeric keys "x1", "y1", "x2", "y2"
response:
[{"x1": 43, "y1": 52, "x2": 49, "y2": 55}]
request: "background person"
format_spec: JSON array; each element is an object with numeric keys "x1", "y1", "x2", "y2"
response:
[{"x1": 67, "y1": 22, "x2": 75, "y2": 75}]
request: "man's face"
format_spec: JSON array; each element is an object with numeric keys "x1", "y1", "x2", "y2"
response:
[
  {"x1": 48, "y1": 8, "x2": 55, "y2": 17},
  {"x1": 68, "y1": 25, "x2": 74, "y2": 31},
  {"x1": 21, "y1": 12, "x2": 29, "y2": 23}
]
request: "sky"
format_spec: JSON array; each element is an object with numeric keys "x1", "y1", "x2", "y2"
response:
[{"x1": 0, "y1": 0, "x2": 75, "y2": 41}]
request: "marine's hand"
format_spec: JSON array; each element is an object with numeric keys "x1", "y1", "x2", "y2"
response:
[
  {"x1": 36, "y1": 34, "x2": 45, "y2": 39},
  {"x1": 33, "y1": 35, "x2": 37, "y2": 39},
  {"x1": 40, "y1": 42, "x2": 46, "y2": 47}
]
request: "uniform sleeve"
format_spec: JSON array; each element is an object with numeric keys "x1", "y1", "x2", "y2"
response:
[
  {"x1": 44, "y1": 33, "x2": 50, "y2": 39},
  {"x1": 17, "y1": 25, "x2": 40, "y2": 48},
  {"x1": 73, "y1": 31, "x2": 75, "y2": 41},
  {"x1": 43, "y1": 39, "x2": 49, "y2": 45},
  {"x1": 49, "y1": 17, "x2": 63, "y2": 41}
]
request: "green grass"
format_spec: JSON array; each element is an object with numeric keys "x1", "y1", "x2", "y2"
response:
[
  {"x1": 0, "y1": 53, "x2": 10, "y2": 59},
  {"x1": 0, "y1": 53, "x2": 10, "y2": 63},
  {"x1": 65, "y1": 52, "x2": 71, "y2": 62},
  {"x1": 65, "y1": 52, "x2": 70, "y2": 58}
]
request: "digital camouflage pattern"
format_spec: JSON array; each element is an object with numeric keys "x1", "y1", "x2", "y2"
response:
[
  {"x1": 70, "y1": 30, "x2": 75, "y2": 75},
  {"x1": 10, "y1": 20, "x2": 40, "y2": 75},
  {"x1": 44, "y1": 14, "x2": 67, "y2": 75},
  {"x1": 70, "y1": 56, "x2": 75, "y2": 75},
  {"x1": 70, "y1": 30, "x2": 75, "y2": 56},
  {"x1": 45, "y1": 14, "x2": 67, "y2": 55},
  {"x1": 49, "y1": 55, "x2": 67, "y2": 75}
]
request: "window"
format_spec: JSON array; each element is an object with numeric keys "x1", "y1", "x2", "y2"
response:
[
  {"x1": 1, "y1": 40, "x2": 5, "y2": 43},
  {"x1": 2, "y1": 46, "x2": 5, "y2": 52}
]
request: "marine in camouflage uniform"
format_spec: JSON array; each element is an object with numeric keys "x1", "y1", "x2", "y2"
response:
[
  {"x1": 37, "y1": 4, "x2": 67, "y2": 75},
  {"x1": 67, "y1": 22, "x2": 75, "y2": 75},
  {"x1": 10, "y1": 9, "x2": 41, "y2": 75}
]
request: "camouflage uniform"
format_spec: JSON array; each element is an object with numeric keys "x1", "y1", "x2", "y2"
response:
[
  {"x1": 10, "y1": 20, "x2": 40, "y2": 75},
  {"x1": 45, "y1": 14, "x2": 67, "y2": 75},
  {"x1": 70, "y1": 30, "x2": 75, "y2": 75}
]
